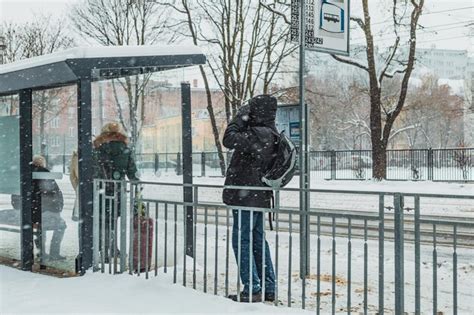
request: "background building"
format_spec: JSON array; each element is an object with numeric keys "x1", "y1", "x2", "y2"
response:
[{"x1": 416, "y1": 47, "x2": 470, "y2": 80}]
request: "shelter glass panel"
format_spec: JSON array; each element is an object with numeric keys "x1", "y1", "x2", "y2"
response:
[
  {"x1": 0, "y1": 94, "x2": 21, "y2": 262},
  {"x1": 31, "y1": 86, "x2": 78, "y2": 272}
]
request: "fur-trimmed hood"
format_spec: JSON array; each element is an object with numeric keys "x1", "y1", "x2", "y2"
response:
[{"x1": 93, "y1": 131, "x2": 128, "y2": 148}]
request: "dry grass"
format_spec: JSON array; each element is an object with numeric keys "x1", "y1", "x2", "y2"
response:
[
  {"x1": 292, "y1": 272, "x2": 348, "y2": 285},
  {"x1": 0, "y1": 256, "x2": 77, "y2": 278}
]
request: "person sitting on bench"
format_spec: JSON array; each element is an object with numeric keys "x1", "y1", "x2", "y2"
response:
[{"x1": 31, "y1": 155, "x2": 67, "y2": 261}]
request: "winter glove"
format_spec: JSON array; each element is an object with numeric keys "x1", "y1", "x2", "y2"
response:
[{"x1": 233, "y1": 105, "x2": 250, "y2": 131}]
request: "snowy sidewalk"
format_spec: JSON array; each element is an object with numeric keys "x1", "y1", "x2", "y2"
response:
[{"x1": 0, "y1": 266, "x2": 310, "y2": 315}]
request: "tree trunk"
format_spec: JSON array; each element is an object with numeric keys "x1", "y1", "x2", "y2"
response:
[{"x1": 372, "y1": 139, "x2": 387, "y2": 179}]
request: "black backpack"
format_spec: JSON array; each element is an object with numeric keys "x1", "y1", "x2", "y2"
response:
[{"x1": 261, "y1": 130, "x2": 297, "y2": 188}]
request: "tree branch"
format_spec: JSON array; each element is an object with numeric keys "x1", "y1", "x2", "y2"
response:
[{"x1": 331, "y1": 54, "x2": 369, "y2": 72}]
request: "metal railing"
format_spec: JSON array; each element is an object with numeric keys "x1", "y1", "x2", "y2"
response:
[
  {"x1": 43, "y1": 148, "x2": 473, "y2": 181},
  {"x1": 92, "y1": 179, "x2": 474, "y2": 314},
  {"x1": 134, "y1": 148, "x2": 473, "y2": 182}
]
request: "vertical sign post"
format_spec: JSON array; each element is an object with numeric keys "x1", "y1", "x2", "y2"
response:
[
  {"x1": 298, "y1": 0, "x2": 310, "y2": 279},
  {"x1": 291, "y1": 0, "x2": 350, "y2": 278}
]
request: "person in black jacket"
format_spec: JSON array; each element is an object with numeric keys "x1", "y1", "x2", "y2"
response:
[
  {"x1": 31, "y1": 155, "x2": 67, "y2": 260},
  {"x1": 223, "y1": 95, "x2": 278, "y2": 303},
  {"x1": 93, "y1": 122, "x2": 139, "y2": 262}
]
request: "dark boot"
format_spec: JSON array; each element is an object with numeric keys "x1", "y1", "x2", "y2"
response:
[
  {"x1": 264, "y1": 292, "x2": 275, "y2": 302},
  {"x1": 228, "y1": 291, "x2": 262, "y2": 303}
]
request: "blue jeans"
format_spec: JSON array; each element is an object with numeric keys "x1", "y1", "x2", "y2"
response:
[{"x1": 232, "y1": 209, "x2": 275, "y2": 294}]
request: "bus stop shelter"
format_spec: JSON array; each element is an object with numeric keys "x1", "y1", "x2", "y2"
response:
[{"x1": 0, "y1": 45, "x2": 205, "y2": 273}]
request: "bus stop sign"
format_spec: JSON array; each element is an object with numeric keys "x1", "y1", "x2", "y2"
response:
[{"x1": 291, "y1": 0, "x2": 350, "y2": 56}]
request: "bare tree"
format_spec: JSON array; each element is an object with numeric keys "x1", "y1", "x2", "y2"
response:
[
  {"x1": 70, "y1": 0, "x2": 174, "y2": 153},
  {"x1": 240, "y1": 1, "x2": 425, "y2": 179},
  {"x1": 330, "y1": 0, "x2": 425, "y2": 179},
  {"x1": 1, "y1": 16, "x2": 75, "y2": 155},
  {"x1": 394, "y1": 75, "x2": 464, "y2": 149},
  {"x1": 192, "y1": 0, "x2": 294, "y2": 120},
  {"x1": 164, "y1": 0, "x2": 296, "y2": 175},
  {"x1": 157, "y1": 0, "x2": 227, "y2": 175}
]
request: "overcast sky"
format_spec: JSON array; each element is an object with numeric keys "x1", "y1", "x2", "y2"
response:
[{"x1": 1, "y1": 0, "x2": 472, "y2": 53}]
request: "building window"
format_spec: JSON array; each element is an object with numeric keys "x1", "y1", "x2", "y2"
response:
[
  {"x1": 68, "y1": 107, "x2": 75, "y2": 119},
  {"x1": 69, "y1": 127, "x2": 75, "y2": 137},
  {"x1": 50, "y1": 116, "x2": 60, "y2": 129},
  {"x1": 50, "y1": 136, "x2": 60, "y2": 147}
]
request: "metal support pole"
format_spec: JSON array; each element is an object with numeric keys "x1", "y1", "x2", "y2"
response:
[
  {"x1": 19, "y1": 89, "x2": 33, "y2": 271},
  {"x1": 176, "y1": 152, "x2": 182, "y2": 175},
  {"x1": 154, "y1": 153, "x2": 159, "y2": 174},
  {"x1": 414, "y1": 195, "x2": 421, "y2": 315},
  {"x1": 298, "y1": 0, "x2": 310, "y2": 278},
  {"x1": 77, "y1": 78, "x2": 94, "y2": 274},
  {"x1": 394, "y1": 193, "x2": 405, "y2": 314},
  {"x1": 428, "y1": 148, "x2": 433, "y2": 181},
  {"x1": 330, "y1": 150, "x2": 336, "y2": 180},
  {"x1": 201, "y1": 151, "x2": 206, "y2": 177},
  {"x1": 181, "y1": 82, "x2": 194, "y2": 257},
  {"x1": 62, "y1": 135, "x2": 66, "y2": 174}
]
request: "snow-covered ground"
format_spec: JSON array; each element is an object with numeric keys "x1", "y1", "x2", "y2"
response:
[
  {"x1": 139, "y1": 173, "x2": 474, "y2": 218},
  {"x1": 2, "y1": 225, "x2": 473, "y2": 314},
  {"x1": 1, "y1": 172, "x2": 472, "y2": 314},
  {"x1": 145, "y1": 166, "x2": 472, "y2": 182},
  {"x1": 0, "y1": 265, "x2": 311, "y2": 315},
  {"x1": 1, "y1": 172, "x2": 472, "y2": 266}
]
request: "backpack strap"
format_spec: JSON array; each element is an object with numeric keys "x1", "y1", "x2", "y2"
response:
[
  {"x1": 269, "y1": 129, "x2": 281, "y2": 140},
  {"x1": 268, "y1": 194, "x2": 275, "y2": 231},
  {"x1": 99, "y1": 150, "x2": 111, "y2": 179}
]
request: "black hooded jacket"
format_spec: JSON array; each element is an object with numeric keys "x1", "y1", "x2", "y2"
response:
[
  {"x1": 93, "y1": 132, "x2": 139, "y2": 182},
  {"x1": 222, "y1": 95, "x2": 279, "y2": 208},
  {"x1": 31, "y1": 165, "x2": 64, "y2": 224}
]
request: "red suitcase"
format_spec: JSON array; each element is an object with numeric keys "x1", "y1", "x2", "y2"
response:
[{"x1": 133, "y1": 216, "x2": 154, "y2": 272}]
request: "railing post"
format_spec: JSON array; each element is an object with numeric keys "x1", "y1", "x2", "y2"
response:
[
  {"x1": 92, "y1": 179, "x2": 100, "y2": 272},
  {"x1": 154, "y1": 153, "x2": 159, "y2": 174},
  {"x1": 378, "y1": 194, "x2": 385, "y2": 315},
  {"x1": 428, "y1": 148, "x2": 433, "y2": 181},
  {"x1": 414, "y1": 195, "x2": 421, "y2": 315},
  {"x1": 394, "y1": 193, "x2": 405, "y2": 314},
  {"x1": 201, "y1": 151, "x2": 206, "y2": 177},
  {"x1": 330, "y1": 150, "x2": 336, "y2": 180},
  {"x1": 176, "y1": 152, "x2": 182, "y2": 175},
  {"x1": 119, "y1": 180, "x2": 127, "y2": 273}
]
